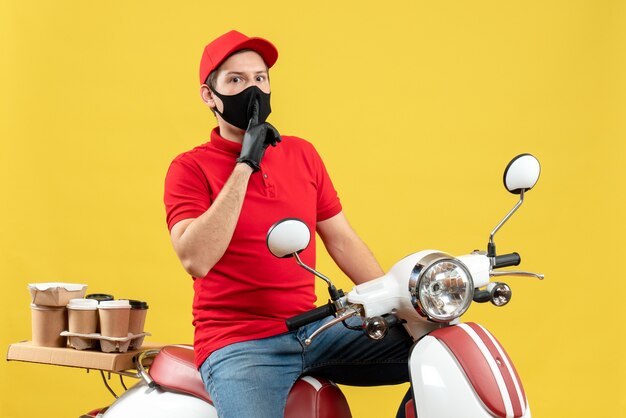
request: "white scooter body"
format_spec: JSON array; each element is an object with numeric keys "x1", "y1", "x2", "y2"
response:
[
  {"x1": 101, "y1": 381, "x2": 217, "y2": 418},
  {"x1": 99, "y1": 322, "x2": 530, "y2": 418},
  {"x1": 408, "y1": 327, "x2": 530, "y2": 418}
]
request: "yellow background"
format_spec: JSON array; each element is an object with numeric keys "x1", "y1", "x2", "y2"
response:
[{"x1": 1, "y1": 1, "x2": 624, "y2": 417}]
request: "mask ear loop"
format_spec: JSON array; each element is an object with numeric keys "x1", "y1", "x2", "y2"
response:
[{"x1": 208, "y1": 86, "x2": 228, "y2": 120}]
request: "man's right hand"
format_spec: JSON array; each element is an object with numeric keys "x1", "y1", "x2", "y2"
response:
[
  {"x1": 236, "y1": 99, "x2": 281, "y2": 171},
  {"x1": 237, "y1": 121, "x2": 281, "y2": 171}
]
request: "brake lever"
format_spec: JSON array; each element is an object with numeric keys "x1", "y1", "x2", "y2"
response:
[
  {"x1": 490, "y1": 270, "x2": 545, "y2": 280},
  {"x1": 304, "y1": 307, "x2": 360, "y2": 346}
]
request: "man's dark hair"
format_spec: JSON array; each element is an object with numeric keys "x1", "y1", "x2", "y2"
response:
[{"x1": 205, "y1": 70, "x2": 219, "y2": 90}]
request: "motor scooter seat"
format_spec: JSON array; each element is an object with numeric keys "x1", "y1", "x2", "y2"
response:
[
  {"x1": 148, "y1": 345, "x2": 352, "y2": 418},
  {"x1": 149, "y1": 345, "x2": 212, "y2": 403}
]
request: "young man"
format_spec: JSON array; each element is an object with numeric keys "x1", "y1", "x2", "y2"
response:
[{"x1": 164, "y1": 30, "x2": 412, "y2": 418}]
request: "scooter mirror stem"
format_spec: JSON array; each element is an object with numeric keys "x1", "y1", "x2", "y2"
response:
[
  {"x1": 488, "y1": 189, "x2": 525, "y2": 258},
  {"x1": 293, "y1": 252, "x2": 333, "y2": 285},
  {"x1": 293, "y1": 252, "x2": 343, "y2": 301}
]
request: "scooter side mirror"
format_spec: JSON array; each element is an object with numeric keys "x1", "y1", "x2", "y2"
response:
[
  {"x1": 266, "y1": 218, "x2": 311, "y2": 258},
  {"x1": 489, "y1": 153, "x2": 541, "y2": 257},
  {"x1": 503, "y1": 154, "x2": 541, "y2": 194}
]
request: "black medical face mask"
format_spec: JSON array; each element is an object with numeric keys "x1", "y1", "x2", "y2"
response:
[{"x1": 210, "y1": 85, "x2": 271, "y2": 130}]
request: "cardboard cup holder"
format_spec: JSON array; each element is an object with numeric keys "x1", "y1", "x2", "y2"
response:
[
  {"x1": 27, "y1": 284, "x2": 150, "y2": 353},
  {"x1": 60, "y1": 331, "x2": 151, "y2": 353}
]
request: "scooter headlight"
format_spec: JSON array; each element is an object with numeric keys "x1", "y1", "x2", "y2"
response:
[{"x1": 409, "y1": 253, "x2": 474, "y2": 323}]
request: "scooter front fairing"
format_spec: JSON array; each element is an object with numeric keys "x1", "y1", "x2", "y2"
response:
[{"x1": 408, "y1": 322, "x2": 530, "y2": 418}]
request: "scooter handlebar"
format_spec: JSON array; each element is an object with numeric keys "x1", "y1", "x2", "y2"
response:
[
  {"x1": 493, "y1": 252, "x2": 521, "y2": 268},
  {"x1": 286, "y1": 304, "x2": 336, "y2": 331}
]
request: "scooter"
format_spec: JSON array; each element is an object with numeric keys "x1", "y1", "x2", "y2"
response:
[{"x1": 83, "y1": 153, "x2": 542, "y2": 418}]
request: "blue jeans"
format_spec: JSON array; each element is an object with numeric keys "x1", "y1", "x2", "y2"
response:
[{"x1": 199, "y1": 316, "x2": 414, "y2": 418}]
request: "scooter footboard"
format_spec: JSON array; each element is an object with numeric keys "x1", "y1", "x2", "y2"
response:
[{"x1": 408, "y1": 322, "x2": 530, "y2": 418}]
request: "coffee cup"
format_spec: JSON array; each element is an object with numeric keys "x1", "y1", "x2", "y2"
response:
[
  {"x1": 31, "y1": 304, "x2": 67, "y2": 347},
  {"x1": 67, "y1": 298, "x2": 99, "y2": 334},
  {"x1": 127, "y1": 300, "x2": 149, "y2": 335},
  {"x1": 85, "y1": 294, "x2": 114, "y2": 332},
  {"x1": 98, "y1": 300, "x2": 131, "y2": 338}
]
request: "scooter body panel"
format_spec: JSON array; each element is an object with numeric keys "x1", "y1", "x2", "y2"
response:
[
  {"x1": 409, "y1": 324, "x2": 531, "y2": 418},
  {"x1": 101, "y1": 380, "x2": 217, "y2": 418}
]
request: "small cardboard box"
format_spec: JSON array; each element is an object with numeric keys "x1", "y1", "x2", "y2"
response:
[
  {"x1": 6, "y1": 341, "x2": 164, "y2": 372},
  {"x1": 28, "y1": 283, "x2": 87, "y2": 307}
]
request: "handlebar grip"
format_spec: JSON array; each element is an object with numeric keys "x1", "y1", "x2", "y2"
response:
[
  {"x1": 285, "y1": 304, "x2": 335, "y2": 331},
  {"x1": 494, "y1": 252, "x2": 521, "y2": 268}
]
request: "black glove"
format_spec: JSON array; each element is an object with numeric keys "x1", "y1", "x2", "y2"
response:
[{"x1": 237, "y1": 116, "x2": 281, "y2": 172}]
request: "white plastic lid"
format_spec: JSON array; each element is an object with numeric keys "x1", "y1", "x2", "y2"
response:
[
  {"x1": 98, "y1": 299, "x2": 131, "y2": 309},
  {"x1": 28, "y1": 282, "x2": 87, "y2": 291},
  {"x1": 67, "y1": 298, "x2": 99, "y2": 310}
]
